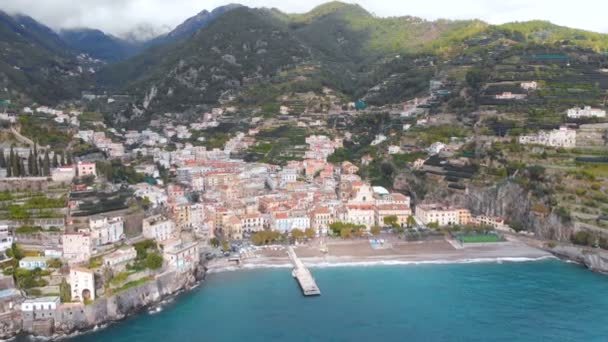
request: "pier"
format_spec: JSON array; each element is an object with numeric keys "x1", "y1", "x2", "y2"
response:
[{"x1": 287, "y1": 247, "x2": 321, "y2": 296}]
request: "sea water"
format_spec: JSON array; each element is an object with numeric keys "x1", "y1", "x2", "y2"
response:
[{"x1": 63, "y1": 259, "x2": 608, "y2": 341}]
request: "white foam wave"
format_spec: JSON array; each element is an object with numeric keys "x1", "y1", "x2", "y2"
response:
[
  {"x1": 304, "y1": 256, "x2": 556, "y2": 268},
  {"x1": 207, "y1": 256, "x2": 556, "y2": 273}
]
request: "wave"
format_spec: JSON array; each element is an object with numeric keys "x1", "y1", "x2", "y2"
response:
[
  {"x1": 207, "y1": 256, "x2": 556, "y2": 273},
  {"x1": 305, "y1": 256, "x2": 556, "y2": 268}
]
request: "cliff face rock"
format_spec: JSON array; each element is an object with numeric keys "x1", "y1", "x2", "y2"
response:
[
  {"x1": 54, "y1": 267, "x2": 202, "y2": 336},
  {"x1": 550, "y1": 245, "x2": 608, "y2": 273},
  {"x1": 449, "y1": 181, "x2": 575, "y2": 241}
]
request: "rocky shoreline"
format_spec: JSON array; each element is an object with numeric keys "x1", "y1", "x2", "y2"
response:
[{"x1": 1, "y1": 264, "x2": 207, "y2": 340}]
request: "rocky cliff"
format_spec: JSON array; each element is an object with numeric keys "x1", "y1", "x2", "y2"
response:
[
  {"x1": 448, "y1": 181, "x2": 576, "y2": 241},
  {"x1": 51, "y1": 265, "x2": 204, "y2": 337},
  {"x1": 56, "y1": 267, "x2": 203, "y2": 335}
]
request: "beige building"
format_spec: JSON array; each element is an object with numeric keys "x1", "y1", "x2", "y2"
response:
[
  {"x1": 69, "y1": 267, "x2": 95, "y2": 302},
  {"x1": 376, "y1": 204, "x2": 412, "y2": 227},
  {"x1": 310, "y1": 206, "x2": 332, "y2": 235},
  {"x1": 415, "y1": 204, "x2": 471, "y2": 227},
  {"x1": 103, "y1": 246, "x2": 137, "y2": 268},
  {"x1": 76, "y1": 161, "x2": 96, "y2": 177},
  {"x1": 62, "y1": 231, "x2": 93, "y2": 264}
]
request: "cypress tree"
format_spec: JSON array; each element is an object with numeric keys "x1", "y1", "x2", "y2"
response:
[
  {"x1": 18, "y1": 158, "x2": 25, "y2": 177},
  {"x1": 38, "y1": 157, "x2": 44, "y2": 176},
  {"x1": 0, "y1": 152, "x2": 5, "y2": 168},
  {"x1": 9, "y1": 147, "x2": 17, "y2": 177},
  {"x1": 6, "y1": 161, "x2": 11, "y2": 177},
  {"x1": 27, "y1": 150, "x2": 34, "y2": 176},
  {"x1": 60, "y1": 152, "x2": 65, "y2": 166},
  {"x1": 66, "y1": 151, "x2": 73, "y2": 165},
  {"x1": 43, "y1": 151, "x2": 50, "y2": 176},
  {"x1": 52, "y1": 153, "x2": 59, "y2": 168}
]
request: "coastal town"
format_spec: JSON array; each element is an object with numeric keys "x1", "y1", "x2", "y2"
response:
[
  {"x1": 2, "y1": 1, "x2": 608, "y2": 339},
  {"x1": 0, "y1": 89, "x2": 601, "y2": 336}
]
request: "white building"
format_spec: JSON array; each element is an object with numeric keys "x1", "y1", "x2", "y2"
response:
[
  {"x1": 520, "y1": 81, "x2": 538, "y2": 90},
  {"x1": 21, "y1": 297, "x2": 60, "y2": 319},
  {"x1": 567, "y1": 106, "x2": 606, "y2": 119},
  {"x1": 69, "y1": 267, "x2": 95, "y2": 302},
  {"x1": 51, "y1": 165, "x2": 76, "y2": 183},
  {"x1": 142, "y1": 215, "x2": 175, "y2": 241},
  {"x1": 428, "y1": 142, "x2": 446, "y2": 155},
  {"x1": 518, "y1": 126, "x2": 576, "y2": 148},
  {"x1": 388, "y1": 145, "x2": 402, "y2": 155},
  {"x1": 495, "y1": 92, "x2": 526, "y2": 100},
  {"x1": 163, "y1": 241, "x2": 200, "y2": 271},
  {"x1": 89, "y1": 216, "x2": 124, "y2": 246}
]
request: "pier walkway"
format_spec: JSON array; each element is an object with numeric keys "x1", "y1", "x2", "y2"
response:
[{"x1": 287, "y1": 247, "x2": 320, "y2": 296}]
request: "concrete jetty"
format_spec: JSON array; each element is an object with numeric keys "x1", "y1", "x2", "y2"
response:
[{"x1": 287, "y1": 247, "x2": 321, "y2": 296}]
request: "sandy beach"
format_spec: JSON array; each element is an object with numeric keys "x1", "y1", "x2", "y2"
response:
[{"x1": 206, "y1": 235, "x2": 554, "y2": 272}]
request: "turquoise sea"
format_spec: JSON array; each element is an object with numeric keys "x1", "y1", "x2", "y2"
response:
[{"x1": 65, "y1": 260, "x2": 608, "y2": 342}]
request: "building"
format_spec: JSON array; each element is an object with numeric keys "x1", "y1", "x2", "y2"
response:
[
  {"x1": 51, "y1": 165, "x2": 76, "y2": 183},
  {"x1": 163, "y1": 241, "x2": 200, "y2": 271},
  {"x1": 495, "y1": 92, "x2": 526, "y2": 100},
  {"x1": 310, "y1": 207, "x2": 332, "y2": 236},
  {"x1": 21, "y1": 297, "x2": 60, "y2": 320},
  {"x1": 69, "y1": 267, "x2": 95, "y2": 302},
  {"x1": 376, "y1": 204, "x2": 412, "y2": 227},
  {"x1": 103, "y1": 246, "x2": 137, "y2": 268},
  {"x1": 62, "y1": 232, "x2": 93, "y2": 264},
  {"x1": 428, "y1": 142, "x2": 446, "y2": 155},
  {"x1": 240, "y1": 212, "x2": 264, "y2": 233},
  {"x1": 142, "y1": 215, "x2": 175, "y2": 241},
  {"x1": 76, "y1": 162, "x2": 96, "y2": 177},
  {"x1": 19, "y1": 257, "x2": 48, "y2": 270},
  {"x1": 415, "y1": 204, "x2": 471, "y2": 226},
  {"x1": 340, "y1": 204, "x2": 375, "y2": 228},
  {"x1": 89, "y1": 216, "x2": 124, "y2": 246},
  {"x1": 567, "y1": 106, "x2": 606, "y2": 119},
  {"x1": 520, "y1": 81, "x2": 538, "y2": 90},
  {"x1": 518, "y1": 126, "x2": 576, "y2": 148}
]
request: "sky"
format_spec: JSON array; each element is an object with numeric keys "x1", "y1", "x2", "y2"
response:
[{"x1": 2, "y1": 0, "x2": 608, "y2": 39}]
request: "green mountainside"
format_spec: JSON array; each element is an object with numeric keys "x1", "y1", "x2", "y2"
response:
[{"x1": 0, "y1": 11, "x2": 95, "y2": 104}]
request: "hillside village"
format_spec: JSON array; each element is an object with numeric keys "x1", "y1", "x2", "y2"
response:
[{"x1": 0, "y1": 0, "x2": 608, "y2": 338}]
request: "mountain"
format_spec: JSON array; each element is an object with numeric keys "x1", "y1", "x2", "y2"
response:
[
  {"x1": 144, "y1": 4, "x2": 242, "y2": 48},
  {"x1": 0, "y1": 11, "x2": 95, "y2": 104},
  {"x1": 98, "y1": 6, "x2": 310, "y2": 120},
  {"x1": 60, "y1": 28, "x2": 143, "y2": 62}
]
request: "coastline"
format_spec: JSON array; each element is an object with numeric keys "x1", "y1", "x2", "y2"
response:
[
  {"x1": 207, "y1": 238, "x2": 556, "y2": 273},
  {"x1": 16, "y1": 237, "x2": 600, "y2": 341}
]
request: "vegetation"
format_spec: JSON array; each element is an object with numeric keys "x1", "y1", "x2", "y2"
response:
[
  {"x1": 329, "y1": 222, "x2": 366, "y2": 238},
  {"x1": 251, "y1": 230, "x2": 284, "y2": 245}
]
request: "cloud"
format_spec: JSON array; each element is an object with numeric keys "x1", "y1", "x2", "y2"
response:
[{"x1": 1, "y1": 0, "x2": 607, "y2": 38}]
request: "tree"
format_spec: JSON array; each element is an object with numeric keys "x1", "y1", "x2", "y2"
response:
[
  {"x1": 9, "y1": 146, "x2": 17, "y2": 177},
  {"x1": 59, "y1": 278, "x2": 71, "y2": 303},
  {"x1": 145, "y1": 253, "x2": 164, "y2": 269},
  {"x1": 43, "y1": 150, "x2": 51, "y2": 176},
  {"x1": 27, "y1": 150, "x2": 34, "y2": 176},
  {"x1": 304, "y1": 228, "x2": 316, "y2": 239},
  {"x1": 371, "y1": 225, "x2": 381, "y2": 236},
  {"x1": 291, "y1": 228, "x2": 304, "y2": 241},
  {"x1": 221, "y1": 240, "x2": 231, "y2": 253},
  {"x1": 66, "y1": 151, "x2": 73, "y2": 165},
  {"x1": 52, "y1": 153, "x2": 59, "y2": 168},
  {"x1": 6, "y1": 243, "x2": 23, "y2": 260},
  {"x1": 406, "y1": 215, "x2": 417, "y2": 228},
  {"x1": 60, "y1": 151, "x2": 65, "y2": 166},
  {"x1": 0, "y1": 152, "x2": 6, "y2": 168},
  {"x1": 33, "y1": 144, "x2": 39, "y2": 176},
  {"x1": 210, "y1": 237, "x2": 220, "y2": 248},
  {"x1": 383, "y1": 215, "x2": 399, "y2": 228}
]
